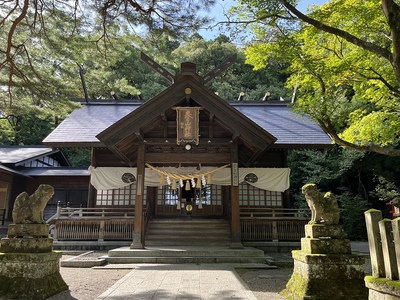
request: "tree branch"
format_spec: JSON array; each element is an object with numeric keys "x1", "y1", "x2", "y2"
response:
[
  {"x1": 280, "y1": 0, "x2": 394, "y2": 66},
  {"x1": 317, "y1": 117, "x2": 400, "y2": 157}
]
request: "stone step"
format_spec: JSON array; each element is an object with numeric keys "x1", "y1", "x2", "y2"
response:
[
  {"x1": 103, "y1": 246, "x2": 268, "y2": 264},
  {"x1": 107, "y1": 247, "x2": 264, "y2": 258},
  {"x1": 104, "y1": 256, "x2": 268, "y2": 264}
]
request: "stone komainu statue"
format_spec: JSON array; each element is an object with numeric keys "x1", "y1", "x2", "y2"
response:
[
  {"x1": 12, "y1": 184, "x2": 54, "y2": 224},
  {"x1": 302, "y1": 183, "x2": 340, "y2": 225}
]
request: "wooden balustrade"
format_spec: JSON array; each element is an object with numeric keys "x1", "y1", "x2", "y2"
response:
[
  {"x1": 240, "y1": 207, "x2": 310, "y2": 241},
  {"x1": 0, "y1": 208, "x2": 5, "y2": 225},
  {"x1": 51, "y1": 207, "x2": 136, "y2": 241},
  {"x1": 54, "y1": 219, "x2": 135, "y2": 241}
]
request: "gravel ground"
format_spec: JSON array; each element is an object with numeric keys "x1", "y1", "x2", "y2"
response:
[{"x1": 47, "y1": 251, "x2": 293, "y2": 300}]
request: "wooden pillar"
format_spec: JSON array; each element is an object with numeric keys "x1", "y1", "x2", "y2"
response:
[
  {"x1": 230, "y1": 140, "x2": 243, "y2": 249},
  {"x1": 130, "y1": 143, "x2": 145, "y2": 249},
  {"x1": 87, "y1": 147, "x2": 96, "y2": 208}
]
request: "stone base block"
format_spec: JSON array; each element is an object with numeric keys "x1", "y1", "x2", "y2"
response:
[
  {"x1": 7, "y1": 223, "x2": 49, "y2": 238},
  {"x1": 281, "y1": 250, "x2": 368, "y2": 300},
  {"x1": 304, "y1": 224, "x2": 345, "y2": 238},
  {"x1": 301, "y1": 237, "x2": 351, "y2": 254},
  {"x1": 365, "y1": 276, "x2": 400, "y2": 300},
  {"x1": 0, "y1": 251, "x2": 68, "y2": 299},
  {"x1": 0, "y1": 237, "x2": 53, "y2": 253}
]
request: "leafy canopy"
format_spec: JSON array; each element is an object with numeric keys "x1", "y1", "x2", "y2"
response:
[{"x1": 230, "y1": 0, "x2": 400, "y2": 156}]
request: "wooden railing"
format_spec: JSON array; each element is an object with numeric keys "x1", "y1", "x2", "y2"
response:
[
  {"x1": 50, "y1": 207, "x2": 136, "y2": 241},
  {"x1": 0, "y1": 208, "x2": 5, "y2": 225},
  {"x1": 364, "y1": 209, "x2": 400, "y2": 299},
  {"x1": 240, "y1": 207, "x2": 310, "y2": 241}
]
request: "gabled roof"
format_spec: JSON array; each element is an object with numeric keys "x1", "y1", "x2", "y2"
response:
[
  {"x1": 43, "y1": 102, "x2": 331, "y2": 148},
  {"x1": 0, "y1": 146, "x2": 70, "y2": 166}
]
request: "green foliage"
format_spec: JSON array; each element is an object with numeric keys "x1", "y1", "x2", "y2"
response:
[
  {"x1": 337, "y1": 192, "x2": 369, "y2": 240},
  {"x1": 172, "y1": 35, "x2": 290, "y2": 100},
  {"x1": 62, "y1": 148, "x2": 92, "y2": 167},
  {"x1": 232, "y1": 0, "x2": 400, "y2": 155},
  {"x1": 371, "y1": 176, "x2": 400, "y2": 203}
]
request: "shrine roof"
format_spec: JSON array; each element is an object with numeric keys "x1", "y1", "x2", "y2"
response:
[{"x1": 43, "y1": 101, "x2": 332, "y2": 148}]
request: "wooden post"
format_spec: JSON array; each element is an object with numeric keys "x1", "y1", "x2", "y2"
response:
[
  {"x1": 230, "y1": 141, "x2": 243, "y2": 249},
  {"x1": 379, "y1": 219, "x2": 399, "y2": 280},
  {"x1": 131, "y1": 143, "x2": 145, "y2": 249},
  {"x1": 392, "y1": 218, "x2": 400, "y2": 278},
  {"x1": 365, "y1": 209, "x2": 385, "y2": 277},
  {"x1": 99, "y1": 220, "x2": 105, "y2": 242},
  {"x1": 87, "y1": 147, "x2": 97, "y2": 208}
]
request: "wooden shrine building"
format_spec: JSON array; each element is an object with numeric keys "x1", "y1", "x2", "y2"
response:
[{"x1": 43, "y1": 60, "x2": 332, "y2": 249}]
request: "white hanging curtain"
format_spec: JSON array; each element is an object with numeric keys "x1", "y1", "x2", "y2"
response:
[{"x1": 89, "y1": 166, "x2": 290, "y2": 192}]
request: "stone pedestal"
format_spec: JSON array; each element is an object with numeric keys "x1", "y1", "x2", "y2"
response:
[
  {"x1": 281, "y1": 224, "x2": 368, "y2": 300},
  {"x1": 0, "y1": 223, "x2": 68, "y2": 299}
]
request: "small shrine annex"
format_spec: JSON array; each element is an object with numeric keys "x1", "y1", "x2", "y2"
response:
[{"x1": 42, "y1": 61, "x2": 332, "y2": 248}]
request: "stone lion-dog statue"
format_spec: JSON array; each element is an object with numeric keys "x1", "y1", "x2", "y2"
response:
[
  {"x1": 12, "y1": 184, "x2": 54, "y2": 224},
  {"x1": 302, "y1": 183, "x2": 340, "y2": 225}
]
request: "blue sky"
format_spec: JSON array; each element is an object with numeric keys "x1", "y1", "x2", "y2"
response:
[{"x1": 199, "y1": 0, "x2": 327, "y2": 40}]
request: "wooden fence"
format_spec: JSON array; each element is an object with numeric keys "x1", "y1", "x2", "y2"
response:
[
  {"x1": 240, "y1": 207, "x2": 310, "y2": 241},
  {"x1": 49, "y1": 206, "x2": 310, "y2": 242},
  {"x1": 0, "y1": 208, "x2": 5, "y2": 225},
  {"x1": 364, "y1": 209, "x2": 400, "y2": 299},
  {"x1": 50, "y1": 207, "x2": 135, "y2": 241}
]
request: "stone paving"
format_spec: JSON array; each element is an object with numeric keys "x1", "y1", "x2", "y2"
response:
[
  {"x1": 95, "y1": 242, "x2": 371, "y2": 300},
  {"x1": 96, "y1": 263, "x2": 257, "y2": 300}
]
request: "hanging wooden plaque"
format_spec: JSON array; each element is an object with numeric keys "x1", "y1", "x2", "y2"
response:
[{"x1": 174, "y1": 107, "x2": 201, "y2": 145}]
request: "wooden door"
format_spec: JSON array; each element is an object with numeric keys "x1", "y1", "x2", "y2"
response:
[{"x1": 155, "y1": 185, "x2": 223, "y2": 216}]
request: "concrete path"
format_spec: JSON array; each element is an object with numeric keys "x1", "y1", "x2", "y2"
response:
[{"x1": 96, "y1": 263, "x2": 257, "y2": 300}]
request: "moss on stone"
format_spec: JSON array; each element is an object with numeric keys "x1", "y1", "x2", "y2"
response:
[
  {"x1": 0, "y1": 272, "x2": 68, "y2": 300},
  {"x1": 365, "y1": 276, "x2": 400, "y2": 296}
]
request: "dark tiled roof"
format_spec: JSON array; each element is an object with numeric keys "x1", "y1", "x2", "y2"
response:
[
  {"x1": 22, "y1": 167, "x2": 89, "y2": 177},
  {"x1": 232, "y1": 103, "x2": 331, "y2": 145},
  {"x1": 43, "y1": 101, "x2": 331, "y2": 147},
  {"x1": 0, "y1": 146, "x2": 55, "y2": 164},
  {"x1": 0, "y1": 164, "x2": 27, "y2": 176},
  {"x1": 43, "y1": 103, "x2": 141, "y2": 146}
]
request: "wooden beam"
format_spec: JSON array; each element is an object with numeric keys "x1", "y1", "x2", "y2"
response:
[
  {"x1": 142, "y1": 138, "x2": 233, "y2": 145},
  {"x1": 203, "y1": 54, "x2": 237, "y2": 84},
  {"x1": 141, "y1": 52, "x2": 174, "y2": 84},
  {"x1": 145, "y1": 152, "x2": 231, "y2": 164}
]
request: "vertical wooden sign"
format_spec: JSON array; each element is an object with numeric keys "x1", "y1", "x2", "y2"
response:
[{"x1": 174, "y1": 107, "x2": 201, "y2": 145}]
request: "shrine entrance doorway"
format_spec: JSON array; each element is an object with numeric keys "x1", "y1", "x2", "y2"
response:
[{"x1": 154, "y1": 184, "x2": 225, "y2": 217}]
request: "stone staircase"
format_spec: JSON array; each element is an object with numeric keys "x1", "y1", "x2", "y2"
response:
[
  {"x1": 102, "y1": 218, "x2": 268, "y2": 264},
  {"x1": 145, "y1": 217, "x2": 231, "y2": 247}
]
